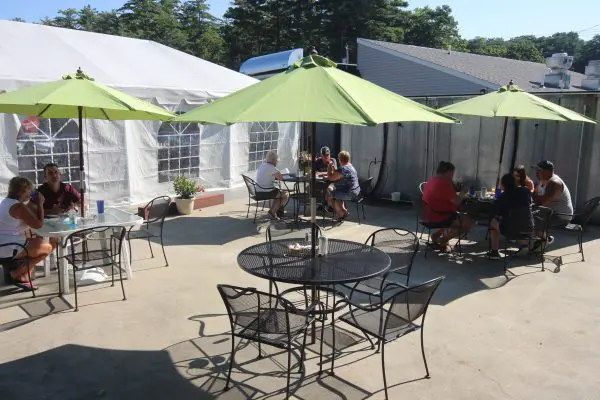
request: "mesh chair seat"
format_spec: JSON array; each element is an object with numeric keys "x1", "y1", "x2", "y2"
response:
[
  {"x1": 350, "y1": 274, "x2": 408, "y2": 296},
  {"x1": 64, "y1": 249, "x2": 115, "y2": 269},
  {"x1": 235, "y1": 309, "x2": 310, "y2": 347},
  {"x1": 339, "y1": 308, "x2": 419, "y2": 342}
]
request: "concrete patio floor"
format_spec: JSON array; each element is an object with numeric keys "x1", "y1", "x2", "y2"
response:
[{"x1": 1, "y1": 196, "x2": 599, "y2": 399}]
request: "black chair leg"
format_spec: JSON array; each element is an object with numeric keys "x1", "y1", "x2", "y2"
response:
[
  {"x1": 381, "y1": 342, "x2": 388, "y2": 400},
  {"x1": 420, "y1": 327, "x2": 430, "y2": 378},
  {"x1": 356, "y1": 202, "x2": 361, "y2": 224},
  {"x1": 299, "y1": 326, "x2": 308, "y2": 372},
  {"x1": 111, "y1": 258, "x2": 115, "y2": 287},
  {"x1": 246, "y1": 196, "x2": 251, "y2": 219},
  {"x1": 25, "y1": 259, "x2": 36, "y2": 298},
  {"x1": 127, "y1": 230, "x2": 133, "y2": 266},
  {"x1": 118, "y1": 257, "x2": 126, "y2": 301},
  {"x1": 579, "y1": 231, "x2": 584, "y2": 261},
  {"x1": 330, "y1": 307, "x2": 337, "y2": 374},
  {"x1": 253, "y1": 202, "x2": 258, "y2": 223},
  {"x1": 286, "y1": 344, "x2": 292, "y2": 398},
  {"x1": 73, "y1": 268, "x2": 79, "y2": 312},
  {"x1": 160, "y1": 230, "x2": 169, "y2": 267},
  {"x1": 319, "y1": 310, "x2": 326, "y2": 374},
  {"x1": 224, "y1": 335, "x2": 235, "y2": 391},
  {"x1": 147, "y1": 237, "x2": 154, "y2": 258}
]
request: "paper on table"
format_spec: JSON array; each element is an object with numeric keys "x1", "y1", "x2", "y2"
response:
[{"x1": 280, "y1": 168, "x2": 290, "y2": 175}]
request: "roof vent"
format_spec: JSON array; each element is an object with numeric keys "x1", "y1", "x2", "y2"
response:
[
  {"x1": 582, "y1": 60, "x2": 600, "y2": 90},
  {"x1": 542, "y1": 53, "x2": 573, "y2": 89}
]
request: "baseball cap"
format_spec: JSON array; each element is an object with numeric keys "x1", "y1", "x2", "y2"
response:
[
  {"x1": 534, "y1": 160, "x2": 554, "y2": 171},
  {"x1": 320, "y1": 146, "x2": 331, "y2": 155}
]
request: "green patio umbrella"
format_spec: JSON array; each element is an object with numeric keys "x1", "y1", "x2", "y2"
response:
[
  {"x1": 0, "y1": 68, "x2": 174, "y2": 215},
  {"x1": 438, "y1": 83, "x2": 596, "y2": 186},
  {"x1": 174, "y1": 55, "x2": 459, "y2": 256}
]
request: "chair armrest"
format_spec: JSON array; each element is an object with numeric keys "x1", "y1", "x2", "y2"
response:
[{"x1": 278, "y1": 296, "x2": 318, "y2": 316}]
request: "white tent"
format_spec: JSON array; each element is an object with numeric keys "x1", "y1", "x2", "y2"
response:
[{"x1": 0, "y1": 20, "x2": 299, "y2": 205}]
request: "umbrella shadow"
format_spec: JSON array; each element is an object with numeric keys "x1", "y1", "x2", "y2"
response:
[
  {"x1": 172, "y1": 315, "x2": 376, "y2": 399},
  {"x1": 0, "y1": 344, "x2": 206, "y2": 400}
]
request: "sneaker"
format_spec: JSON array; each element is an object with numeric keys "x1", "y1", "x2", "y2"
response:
[
  {"x1": 488, "y1": 250, "x2": 501, "y2": 260},
  {"x1": 530, "y1": 240, "x2": 543, "y2": 254},
  {"x1": 267, "y1": 211, "x2": 280, "y2": 221},
  {"x1": 547, "y1": 236, "x2": 555, "y2": 245}
]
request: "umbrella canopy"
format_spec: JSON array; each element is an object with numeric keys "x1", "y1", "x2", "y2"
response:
[
  {"x1": 438, "y1": 84, "x2": 596, "y2": 123},
  {"x1": 174, "y1": 54, "x2": 458, "y2": 258},
  {"x1": 0, "y1": 69, "x2": 174, "y2": 216},
  {"x1": 0, "y1": 69, "x2": 174, "y2": 120},
  {"x1": 438, "y1": 83, "x2": 596, "y2": 187},
  {"x1": 173, "y1": 55, "x2": 458, "y2": 125}
]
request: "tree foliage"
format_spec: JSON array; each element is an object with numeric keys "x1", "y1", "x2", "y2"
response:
[{"x1": 14, "y1": 1, "x2": 599, "y2": 72}]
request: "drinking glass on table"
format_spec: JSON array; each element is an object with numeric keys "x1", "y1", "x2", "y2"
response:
[{"x1": 479, "y1": 187, "x2": 487, "y2": 199}]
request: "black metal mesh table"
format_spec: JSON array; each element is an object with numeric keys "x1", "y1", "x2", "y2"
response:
[{"x1": 237, "y1": 238, "x2": 391, "y2": 285}]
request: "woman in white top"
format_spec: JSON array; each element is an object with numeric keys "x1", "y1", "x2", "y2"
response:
[{"x1": 0, "y1": 177, "x2": 52, "y2": 290}]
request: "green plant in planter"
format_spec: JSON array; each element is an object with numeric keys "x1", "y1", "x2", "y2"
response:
[{"x1": 173, "y1": 176, "x2": 203, "y2": 199}]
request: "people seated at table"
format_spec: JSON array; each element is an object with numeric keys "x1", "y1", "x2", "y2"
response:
[
  {"x1": 422, "y1": 161, "x2": 474, "y2": 252},
  {"x1": 488, "y1": 173, "x2": 534, "y2": 260},
  {"x1": 37, "y1": 163, "x2": 81, "y2": 215},
  {"x1": 0, "y1": 177, "x2": 52, "y2": 291},
  {"x1": 313, "y1": 146, "x2": 337, "y2": 177},
  {"x1": 513, "y1": 165, "x2": 535, "y2": 192},
  {"x1": 255, "y1": 151, "x2": 289, "y2": 220},
  {"x1": 326, "y1": 151, "x2": 359, "y2": 221},
  {"x1": 531, "y1": 160, "x2": 573, "y2": 246}
]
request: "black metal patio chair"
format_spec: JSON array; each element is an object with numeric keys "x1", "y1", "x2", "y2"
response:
[
  {"x1": 418, "y1": 198, "x2": 464, "y2": 257},
  {"x1": 335, "y1": 277, "x2": 444, "y2": 400},
  {"x1": 492, "y1": 206, "x2": 554, "y2": 271},
  {"x1": 63, "y1": 226, "x2": 127, "y2": 311},
  {"x1": 551, "y1": 196, "x2": 600, "y2": 261},
  {"x1": 342, "y1": 228, "x2": 419, "y2": 300},
  {"x1": 242, "y1": 174, "x2": 279, "y2": 223},
  {"x1": 127, "y1": 196, "x2": 170, "y2": 267},
  {"x1": 217, "y1": 284, "x2": 315, "y2": 399},
  {"x1": 0, "y1": 243, "x2": 35, "y2": 297}
]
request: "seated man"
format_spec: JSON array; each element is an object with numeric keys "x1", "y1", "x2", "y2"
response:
[
  {"x1": 37, "y1": 163, "x2": 81, "y2": 215},
  {"x1": 532, "y1": 160, "x2": 573, "y2": 245},
  {"x1": 255, "y1": 151, "x2": 289, "y2": 220},
  {"x1": 422, "y1": 161, "x2": 473, "y2": 252},
  {"x1": 326, "y1": 151, "x2": 359, "y2": 221},
  {"x1": 313, "y1": 146, "x2": 337, "y2": 207},
  {"x1": 488, "y1": 174, "x2": 534, "y2": 260},
  {"x1": 313, "y1": 146, "x2": 337, "y2": 177}
]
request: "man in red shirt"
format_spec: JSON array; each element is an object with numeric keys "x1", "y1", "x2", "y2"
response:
[
  {"x1": 37, "y1": 163, "x2": 81, "y2": 215},
  {"x1": 422, "y1": 161, "x2": 473, "y2": 252}
]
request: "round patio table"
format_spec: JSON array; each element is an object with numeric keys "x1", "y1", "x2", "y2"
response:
[{"x1": 237, "y1": 238, "x2": 391, "y2": 285}]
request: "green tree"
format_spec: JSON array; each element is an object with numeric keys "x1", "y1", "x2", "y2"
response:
[
  {"x1": 506, "y1": 39, "x2": 544, "y2": 62},
  {"x1": 10, "y1": 17, "x2": 26, "y2": 22},
  {"x1": 404, "y1": 5, "x2": 461, "y2": 49},
  {"x1": 179, "y1": 0, "x2": 226, "y2": 64},
  {"x1": 579, "y1": 34, "x2": 600, "y2": 71},
  {"x1": 42, "y1": 8, "x2": 79, "y2": 29}
]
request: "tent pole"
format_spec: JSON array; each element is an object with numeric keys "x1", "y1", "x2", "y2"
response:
[
  {"x1": 78, "y1": 106, "x2": 85, "y2": 217},
  {"x1": 496, "y1": 117, "x2": 509, "y2": 188},
  {"x1": 310, "y1": 122, "x2": 317, "y2": 258}
]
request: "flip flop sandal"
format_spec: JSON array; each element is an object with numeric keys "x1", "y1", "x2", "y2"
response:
[{"x1": 13, "y1": 281, "x2": 38, "y2": 291}]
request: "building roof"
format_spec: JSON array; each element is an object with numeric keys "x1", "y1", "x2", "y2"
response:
[
  {"x1": 358, "y1": 38, "x2": 587, "y2": 93},
  {"x1": 0, "y1": 20, "x2": 257, "y2": 99}
]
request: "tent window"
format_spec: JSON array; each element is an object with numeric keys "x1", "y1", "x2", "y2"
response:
[
  {"x1": 16, "y1": 117, "x2": 80, "y2": 186},
  {"x1": 157, "y1": 115, "x2": 201, "y2": 183},
  {"x1": 249, "y1": 122, "x2": 280, "y2": 171}
]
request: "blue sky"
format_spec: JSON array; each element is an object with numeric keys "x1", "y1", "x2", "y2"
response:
[{"x1": 1, "y1": 0, "x2": 599, "y2": 40}]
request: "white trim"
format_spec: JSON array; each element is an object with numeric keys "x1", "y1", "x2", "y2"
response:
[{"x1": 357, "y1": 38, "x2": 499, "y2": 91}]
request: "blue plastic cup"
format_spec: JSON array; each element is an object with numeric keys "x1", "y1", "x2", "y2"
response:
[
  {"x1": 494, "y1": 188, "x2": 502, "y2": 199},
  {"x1": 96, "y1": 200, "x2": 105, "y2": 214}
]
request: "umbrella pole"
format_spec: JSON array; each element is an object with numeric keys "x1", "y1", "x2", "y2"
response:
[
  {"x1": 78, "y1": 106, "x2": 85, "y2": 217},
  {"x1": 310, "y1": 122, "x2": 317, "y2": 258},
  {"x1": 495, "y1": 117, "x2": 509, "y2": 188}
]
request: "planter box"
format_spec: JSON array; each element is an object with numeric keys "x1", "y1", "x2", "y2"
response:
[{"x1": 138, "y1": 193, "x2": 225, "y2": 217}]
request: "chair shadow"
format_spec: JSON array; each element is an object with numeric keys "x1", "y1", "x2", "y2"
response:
[{"x1": 171, "y1": 316, "x2": 380, "y2": 399}]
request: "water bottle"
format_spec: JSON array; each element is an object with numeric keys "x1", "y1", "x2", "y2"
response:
[
  {"x1": 67, "y1": 208, "x2": 77, "y2": 225},
  {"x1": 318, "y1": 236, "x2": 329, "y2": 256}
]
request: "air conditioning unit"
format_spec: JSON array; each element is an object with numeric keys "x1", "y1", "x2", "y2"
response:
[
  {"x1": 582, "y1": 60, "x2": 600, "y2": 90},
  {"x1": 545, "y1": 53, "x2": 574, "y2": 69},
  {"x1": 543, "y1": 53, "x2": 573, "y2": 89}
]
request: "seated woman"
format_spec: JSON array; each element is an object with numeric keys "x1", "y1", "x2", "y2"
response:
[
  {"x1": 514, "y1": 165, "x2": 535, "y2": 192},
  {"x1": 488, "y1": 173, "x2": 534, "y2": 260},
  {"x1": 326, "y1": 151, "x2": 359, "y2": 221},
  {"x1": 0, "y1": 177, "x2": 52, "y2": 291}
]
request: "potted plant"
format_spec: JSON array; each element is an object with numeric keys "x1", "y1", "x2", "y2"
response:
[
  {"x1": 299, "y1": 151, "x2": 312, "y2": 175},
  {"x1": 173, "y1": 176, "x2": 204, "y2": 215}
]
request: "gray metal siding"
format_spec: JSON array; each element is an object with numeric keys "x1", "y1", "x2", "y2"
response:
[
  {"x1": 357, "y1": 43, "x2": 486, "y2": 97},
  {"x1": 342, "y1": 94, "x2": 599, "y2": 209}
]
